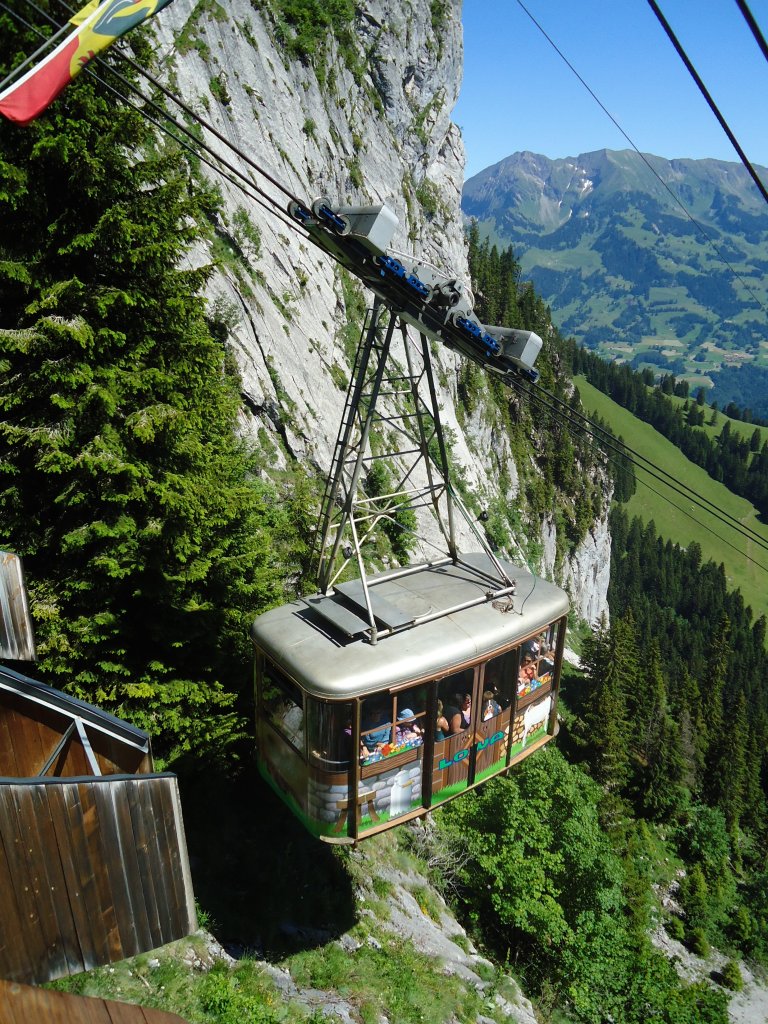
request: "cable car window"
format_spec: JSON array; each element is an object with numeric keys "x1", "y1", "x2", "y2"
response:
[
  {"x1": 517, "y1": 622, "x2": 561, "y2": 701},
  {"x1": 360, "y1": 684, "x2": 426, "y2": 765},
  {"x1": 481, "y1": 650, "x2": 516, "y2": 720},
  {"x1": 262, "y1": 660, "x2": 304, "y2": 753},
  {"x1": 306, "y1": 699, "x2": 354, "y2": 770},
  {"x1": 535, "y1": 625, "x2": 559, "y2": 684},
  {"x1": 437, "y1": 668, "x2": 474, "y2": 735}
]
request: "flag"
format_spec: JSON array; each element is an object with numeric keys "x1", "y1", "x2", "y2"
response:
[
  {"x1": 69, "y1": 1, "x2": 105, "y2": 26},
  {"x1": 0, "y1": 0, "x2": 175, "y2": 126}
]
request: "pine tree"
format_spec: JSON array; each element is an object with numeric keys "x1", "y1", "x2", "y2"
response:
[
  {"x1": 717, "y1": 691, "x2": 748, "y2": 833},
  {"x1": 702, "y1": 616, "x2": 731, "y2": 806},
  {"x1": 631, "y1": 645, "x2": 688, "y2": 820},
  {"x1": 0, "y1": 15, "x2": 289, "y2": 762},
  {"x1": 579, "y1": 617, "x2": 637, "y2": 791},
  {"x1": 676, "y1": 669, "x2": 707, "y2": 797}
]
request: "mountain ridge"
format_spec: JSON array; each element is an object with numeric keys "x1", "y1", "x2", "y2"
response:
[{"x1": 462, "y1": 149, "x2": 768, "y2": 411}]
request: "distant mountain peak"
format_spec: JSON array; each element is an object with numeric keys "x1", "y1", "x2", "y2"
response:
[{"x1": 461, "y1": 149, "x2": 768, "y2": 405}]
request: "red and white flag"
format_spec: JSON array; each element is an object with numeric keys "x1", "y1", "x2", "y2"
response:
[{"x1": 0, "y1": 0, "x2": 174, "y2": 126}]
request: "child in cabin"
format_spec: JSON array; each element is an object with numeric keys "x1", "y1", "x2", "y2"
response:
[
  {"x1": 482, "y1": 689, "x2": 502, "y2": 721},
  {"x1": 395, "y1": 708, "x2": 422, "y2": 746}
]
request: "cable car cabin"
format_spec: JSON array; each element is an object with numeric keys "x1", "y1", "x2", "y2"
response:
[{"x1": 252, "y1": 553, "x2": 568, "y2": 843}]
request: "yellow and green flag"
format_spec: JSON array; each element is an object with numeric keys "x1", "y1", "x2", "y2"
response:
[{"x1": 0, "y1": 0, "x2": 175, "y2": 125}]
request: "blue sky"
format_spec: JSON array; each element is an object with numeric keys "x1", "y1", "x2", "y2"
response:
[{"x1": 455, "y1": 0, "x2": 768, "y2": 180}]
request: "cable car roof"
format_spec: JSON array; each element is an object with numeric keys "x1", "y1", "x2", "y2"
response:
[{"x1": 251, "y1": 554, "x2": 568, "y2": 700}]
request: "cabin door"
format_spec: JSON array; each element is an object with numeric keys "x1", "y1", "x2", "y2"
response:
[{"x1": 430, "y1": 666, "x2": 482, "y2": 804}]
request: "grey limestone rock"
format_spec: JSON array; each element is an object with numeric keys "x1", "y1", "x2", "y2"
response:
[{"x1": 153, "y1": 0, "x2": 609, "y2": 620}]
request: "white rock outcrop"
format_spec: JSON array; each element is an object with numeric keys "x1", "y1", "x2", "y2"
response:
[{"x1": 153, "y1": 0, "x2": 609, "y2": 620}]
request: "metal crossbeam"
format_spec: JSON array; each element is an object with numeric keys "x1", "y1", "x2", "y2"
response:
[{"x1": 313, "y1": 305, "x2": 515, "y2": 643}]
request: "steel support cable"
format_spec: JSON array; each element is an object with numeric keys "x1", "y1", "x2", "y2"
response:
[
  {"x1": 511, "y1": 379, "x2": 768, "y2": 571},
  {"x1": 17, "y1": 0, "x2": 300, "y2": 215},
  {"x1": 505, "y1": 380, "x2": 768, "y2": 573},
  {"x1": 3, "y1": 1, "x2": 309, "y2": 238},
  {"x1": 4, "y1": 4, "x2": 351, "y2": 278},
  {"x1": 519, "y1": 376, "x2": 768, "y2": 553},
  {"x1": 735, "y1": 0, "x2": 768, "y2": 64},
  {"x1": 8, "y1": 6, "x2": 765, "y2": 569},
  {"x1": 513, "y1": 0, "x2": 768, "y2": 316},
  {"x1": 648, "y1": 0, "x2": 768, "y2": 205},
  {"x1": 508, "y1": 377, "x2": 768, "y2": 568},
  {"x1": 35, "y1": 0, "x2": 308, "y2": 212}
]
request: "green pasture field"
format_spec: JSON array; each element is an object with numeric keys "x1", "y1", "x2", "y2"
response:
[
  {"x1": 575, "y1": 377, "x2": 768, "y2": 620},
  {"x1": 665, "y1": 392, "x2": 768, "y2": 448}
]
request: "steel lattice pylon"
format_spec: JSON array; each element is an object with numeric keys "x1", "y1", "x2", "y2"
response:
[{"x1": 312, "y1": 299, "x2": 516, "y2": 643}]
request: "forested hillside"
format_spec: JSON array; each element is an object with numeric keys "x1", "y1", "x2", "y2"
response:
[
  {"x1": 434, "y1": 232, "x2": 768, "y2": 1023},
  {"x1": 570, "y1": 345, "x2": 768, "y2": 516}
]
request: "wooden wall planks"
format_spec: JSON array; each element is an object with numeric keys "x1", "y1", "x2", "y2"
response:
[
  {"x1": 0, "y1": 690, "x2": 149, "y2": 779},
  {"x1": 0, "y1": 978, "x2": 189, "y2": 1024},
  {"x1": 0, "y1": 775, "x2": 197, "y2": 986}
]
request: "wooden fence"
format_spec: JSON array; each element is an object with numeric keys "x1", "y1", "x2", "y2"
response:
[{"x1": 0, "y1": 774, "x2": 196, "y2": 986}]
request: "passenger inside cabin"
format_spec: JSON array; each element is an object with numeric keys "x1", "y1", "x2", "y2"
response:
[
  {"x1": 448, "y1": 692, "x2": 472, "y2": 733},
  {"x1": 361, "y1": 700, "x2": 392, "y2": 748},
  {"x1": 517, "y1": 655, "x2": 539, "y2": 696},
  {"x1": 521, "y1": 636, "x2": 540, "y2": 659},
  {"x1": 538, "y1": 648, "x2": 555, "y2": 681},
  {"x1": 343, "y1": 722, "x2": 372, "y2": 764},
  {"x1": 435, "y1": 699, "x2": 450, "y2": 740},
  {"x1": 482, "y1": 689, "x2": 501, "y2": 721},
  {"x1": 395, "y1": 708, "x2": 422, "y2": 745},
  {"x1": 441, "y1": 695, "x2": 460, "y2": 735}
]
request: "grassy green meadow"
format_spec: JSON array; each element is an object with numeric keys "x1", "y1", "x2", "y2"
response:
[
  {"x1": 575, "y1": 377, "x2": 768, "y2": 620},
  {"x1": 665, "y1": 392, "x2": 768, "y2": 449}
]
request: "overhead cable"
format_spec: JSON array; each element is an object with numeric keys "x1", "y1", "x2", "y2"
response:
[
  {"x1": 5, "y1": 3, "x2": 768, "y2": 573},
  {"x1": 647, "y1": 0, "x2": 768, "y2": 205},
  {"x1": 513, "y1": 0, "x2": 768, "y2": 317},
  {"x1": 4, "y1": 1, "x2": 309, "y2": 237},
  {"x1": 49, "y1": 0, "x2": 305, "y2": 208},
  {"x1": 510, "y1": 377, "x2": 768, "y2": 570},
  {"x1": 519, "y1": 381, "x2": 768, "y2": 571},
  {"x1": 735, "y1": 0, "x2": 768, "y2": 65},
  {"x1": 530, "y1": 376, "x2": 768, "y2": 552}
]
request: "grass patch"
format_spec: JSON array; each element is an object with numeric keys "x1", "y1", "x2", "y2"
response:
[
  {"x1": 47, "y1": 939, "x2": 318, "y2": 1023},
  {"x1": 285, "y1": 935, "x2": 487, "y2": 1024},
  {"x1": 575, "y1": 376, "x2": 768, "y2": 619},
  {"x1": 409, "y1": 883, "x2": 444, "y2": 921}
]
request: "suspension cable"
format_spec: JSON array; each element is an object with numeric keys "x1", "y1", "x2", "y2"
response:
[
  {"x1": 735, "y1": 0, "x2": 768, "y2": 65},
  {"x1": 647, "y1": 0, "x2": 768, "y2": 204},
  {"x1": 509, "y1": 377, "x2": 768, "y2": 568},
  {"x1": 513, "y1": 0, "x2": 768, "y2": 316}
]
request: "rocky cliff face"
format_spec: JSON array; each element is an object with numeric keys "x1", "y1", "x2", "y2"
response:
[{"x1": 154, "y1": 0, "x2": 609, "y2": 624}]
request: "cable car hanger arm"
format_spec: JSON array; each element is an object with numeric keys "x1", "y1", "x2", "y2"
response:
[{"x1": 287, "y1": 196, "x2": 543, "y2": 385}]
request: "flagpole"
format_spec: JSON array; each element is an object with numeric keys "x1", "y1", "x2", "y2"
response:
[{"x1": 0, "y1": 23, "x2": 68, "y2": 94}]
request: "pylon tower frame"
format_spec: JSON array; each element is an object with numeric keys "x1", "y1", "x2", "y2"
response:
[{"x1": 313, "y1": 298, "x2": 516, "y2": 643}]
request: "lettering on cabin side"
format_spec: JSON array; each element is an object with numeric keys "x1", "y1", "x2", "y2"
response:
[{"x1": 438, "y1": 730, "x2": 504, "y2": 770}]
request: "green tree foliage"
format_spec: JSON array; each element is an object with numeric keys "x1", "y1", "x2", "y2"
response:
[
  {"x1": 0, "y1": 12, "x2": 293, "y2": 762},
  {"x1": 577, "y1": 617, "x2": 634, "y2": 790},
  {"x1": 464, "y1": 223, "x2": 624, "y2": 554},
  {"x1": 436, "y1": 750, "x2": 729, "y2": 1024},
  {"x1": 578, "y1": 504, "x2": 768, "y2": 960}
]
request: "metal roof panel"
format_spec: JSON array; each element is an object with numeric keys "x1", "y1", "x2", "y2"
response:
[{"x1": 251, "y1": 555, "x2": 568, "y2": 699}]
